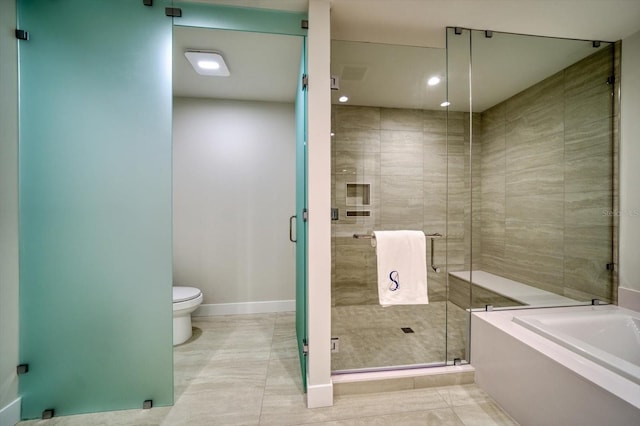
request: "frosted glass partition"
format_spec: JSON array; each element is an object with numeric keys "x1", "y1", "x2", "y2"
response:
[
  {"x1": 174, "y1": 1, "x2": 307, "y2": 36},
  {"x1": 18, "y1": 0, "x2": 173, "y2": 419},
  {"x1": 295, "y1": 43, "x2": 308, "y2": 389}
]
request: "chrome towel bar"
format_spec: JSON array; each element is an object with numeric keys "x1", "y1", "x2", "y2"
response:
[
  {"x1": 353, "y1": 232, "x2": 443, "y2": 239},
  {"x1": 353, "y1": 232, "x2": 444, "y2": 272}
]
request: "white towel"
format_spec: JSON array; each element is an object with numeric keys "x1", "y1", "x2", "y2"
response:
[{"x1": 373, "y1": 230, "x2": 429, "y2": 306}]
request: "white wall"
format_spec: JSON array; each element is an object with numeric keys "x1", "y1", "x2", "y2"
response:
[
  {"x1": 172, "y1": 97, "x2": 296, "y2": 308},
  {"x1": 619, "y1": 30, "x2": 640, "y2": 310},
  {"x1": 306, "y1": 0, "x2": 333, "y2": 408},
  {"x1": 0, "y1": 0, "x2": 21, "y2": 423}
]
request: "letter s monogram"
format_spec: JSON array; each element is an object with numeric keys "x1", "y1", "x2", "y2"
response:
[{"x1": 389, "y1": 270, "x2": 399, "y2": 291}]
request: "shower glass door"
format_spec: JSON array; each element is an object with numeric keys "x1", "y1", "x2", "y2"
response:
[
  {"x1": 18, "y1": 0, "x2": 173, "y2": 418},
  {"x1": 330, "y1": 40, "x2": 453, "y2": 371}
]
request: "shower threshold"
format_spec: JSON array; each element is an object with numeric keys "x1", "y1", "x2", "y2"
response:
[{"x1": 331, "y1": 364, "x2": 475, "y2": 396}]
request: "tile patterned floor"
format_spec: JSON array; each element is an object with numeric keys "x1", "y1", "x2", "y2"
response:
[
  {"x1": 331, "y1": 302, "x2": 469, "y2": 371},
  {"x1": 19, "y1": 313, "x2": 518, "y2": 425}
]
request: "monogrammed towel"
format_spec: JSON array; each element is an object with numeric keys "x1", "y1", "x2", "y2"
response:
[{"x1": 373, "y1": 230, "x2": 429, "y2": 306}]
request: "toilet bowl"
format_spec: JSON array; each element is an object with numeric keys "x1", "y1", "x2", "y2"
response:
[{"x1": 173, "y1": 286, "x2": 203, "y2": 346}]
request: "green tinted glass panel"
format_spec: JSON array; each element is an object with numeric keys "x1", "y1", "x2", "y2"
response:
[
  {"x1": 175, "y1": 1, "x2": 307, "y2": 36},
  {"x1": 295, "y1": 41, "x2": 308, "y2": 390},
  {"x1": 18, "y1": 0, "x2": 173, "y2": 418}
]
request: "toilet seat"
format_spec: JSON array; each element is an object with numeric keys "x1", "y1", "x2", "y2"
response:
[{"x1": 173, "y1": 286, "x2": 202, "y2": 303}]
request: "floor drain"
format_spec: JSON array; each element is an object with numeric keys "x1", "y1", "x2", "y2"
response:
[{"x1": 401, "y1": 327, "x2": 414, "y2": 333}]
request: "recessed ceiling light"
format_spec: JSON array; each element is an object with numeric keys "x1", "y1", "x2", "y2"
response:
[
  {"x1": 440, "y1": 101, "x2": 451, "y2": 107},
  {"x1": 428, "y1": 76, "x2": 441, "y2": 86},
  {"x1": 338, "y1": 95, "x2": 349, "y2": 103},
  {"x1": 197, "y1": 60, "x2": 220, "y2": 70},
  {"x1": 185, "y1": 51, "x2": 230, "y2": 76}
]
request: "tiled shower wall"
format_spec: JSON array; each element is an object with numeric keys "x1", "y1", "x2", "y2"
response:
[
  {"x1": 331, "y1": 46, "x2": 617, "y2": 307},
  {"x1": 479, "y1": 46, "x2": 617, "y2": 302},
  {"x1": 330, "y1": 107, "x2": 478, "y2": 306}
]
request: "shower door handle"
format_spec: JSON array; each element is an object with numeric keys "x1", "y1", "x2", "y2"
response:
[{"x1": 289, "y1": 215, "x2": 297, "y2": 243}]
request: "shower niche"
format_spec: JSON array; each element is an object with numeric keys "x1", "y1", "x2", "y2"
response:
[{"x1": 345, "y1": 182, "x2": 371, "y2": 217}]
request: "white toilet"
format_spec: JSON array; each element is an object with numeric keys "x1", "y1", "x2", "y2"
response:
[{"x1": 172, "y1": 286, "x2": 203, "y2": 346}]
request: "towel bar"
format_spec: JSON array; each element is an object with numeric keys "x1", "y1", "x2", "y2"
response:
[
  {"x1": 352, "y1": 232, "x2": 443, "y2": 239},
  {"x1": 353, "y1": 232, "x2": 444, "y2": 272}
]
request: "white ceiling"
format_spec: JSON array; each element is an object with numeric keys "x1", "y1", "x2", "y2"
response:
[
  {"x1": 173, "y1": 26, "x2": 303, "y2": 102},
  {"x1": 330, "y1": 40, "x2": 446, "y2": 110},
  {"x1": 329, "y1": 0, "x2": 640, "y2": 48},
  {"x1": 176, "y1": 0, "x2": 640, "y2": 108}
]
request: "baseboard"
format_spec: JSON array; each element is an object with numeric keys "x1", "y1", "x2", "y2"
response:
[
  {"x1": 193, "y1": 300, "x2": 295, "y2": 316},
  {"x1": 306, "y1": 378, "x2": 333, "y2": 408},
  {"x1": 619, "y1": 286, "x2": 640, "y2": 312},
  {"x1": 0, "y1": 398, "x2": 20, "y2": 426}
]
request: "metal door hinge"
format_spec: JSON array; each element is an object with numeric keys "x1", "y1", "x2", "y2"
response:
[
  {"x1": 302, "y1": 339, "x2": 309, "y2": 356},
  {"x1": 302, "y1": 74, "x2": 309, "y2": 91},
  {"x1": 16, "y1": 364, "x2": 29, "y2": 375},
  {"x1": 606, "y1": 262, "x2": 616, "y2": 271},
  {"x1": 15, "y1": 29, "x2": 29, "y2": 40},
  {"x1": 330, "y1": 75, "x2": 340, "y2": 90},
  {"x1": 301, "y1": 20, "x2": 309, "y2": 29},
  {"x1": 302, "y1": 208, "x2": 308, "y2": 222},
  {"x1": 606, "y1": 76, "x2": 615, "y2": 86},
  {"x1": 165, "y1": 7, "x2": 182, "y2": 17},
  {"x1": 331, "y1": 337, "x2": 339, "y2": 353}
]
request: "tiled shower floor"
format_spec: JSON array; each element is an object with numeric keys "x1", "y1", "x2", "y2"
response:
[{"x1": 331, "y1": 302, "x2": 469, "y2": 371}]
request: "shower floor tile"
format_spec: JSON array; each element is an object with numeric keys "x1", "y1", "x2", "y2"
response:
[{"x1": 331, "y1": 301, "x2": 469, "y2": 371}]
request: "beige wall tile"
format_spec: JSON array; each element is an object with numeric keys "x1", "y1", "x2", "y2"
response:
[
  {"x1": 380, "y1": 129, "x2": 423, "y2": 153},
  {"x1": 506, "y1": 193, "x2": 564, "y2": 224},
  {"x1": 381, "y1": 107, "x2": 424, "y2": 130},
  {"x1": 334, "y1": 105, "x2": 380, "y2": 130}
]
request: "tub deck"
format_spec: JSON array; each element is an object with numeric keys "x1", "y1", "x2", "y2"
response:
[{"x1": 472, "y1": 305, "x2": 640, "y2": 426}]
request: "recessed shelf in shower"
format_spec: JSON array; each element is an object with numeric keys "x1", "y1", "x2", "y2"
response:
[{"x1": 346, "y1": 183, "x2": 370, "y2": 206}]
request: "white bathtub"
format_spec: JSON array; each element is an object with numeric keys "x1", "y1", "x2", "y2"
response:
[
  {"x1": 472, "y1": 305, "x2": 640, "y2": 426},
  {"x1": 513, "y1": 308, "x2": 640, "y2": 385}
]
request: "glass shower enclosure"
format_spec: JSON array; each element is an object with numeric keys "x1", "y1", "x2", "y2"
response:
[
  {"x1": 329, "y1": 28, "x2": 618, "y2": 373},
  {"x1": 449, "y1": 27, "x2": 618, "y2": 312}
]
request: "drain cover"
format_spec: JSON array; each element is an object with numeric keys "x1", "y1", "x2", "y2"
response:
[{"x1": 401, "y1": 327, "x2": 414, "y2": 334}]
